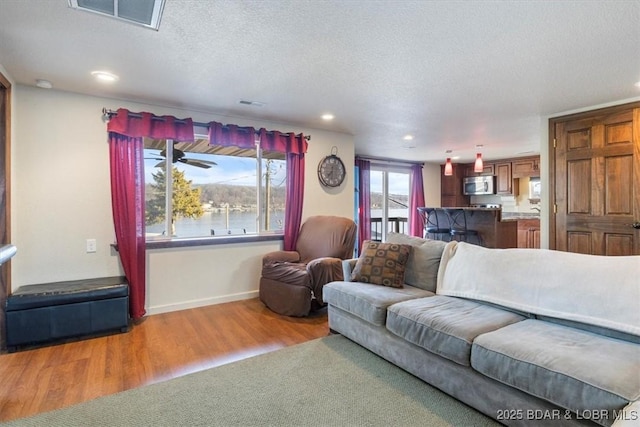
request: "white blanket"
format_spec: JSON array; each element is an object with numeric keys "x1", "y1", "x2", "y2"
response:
[{"x1": 437, "y1": 242, "x2": 640, "y2": 336}]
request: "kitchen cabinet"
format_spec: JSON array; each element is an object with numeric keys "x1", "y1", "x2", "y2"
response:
[
  {"x1": 495, "y1": 162, "x2": 517, "y2": 195},
  {"x1": 517, "y1": 219, "x2": 540, "y2": 248},
  {"x1": 512, "y1": 157, "x2": 540, "y2": 178},
  {"x1": 464, "y1": 164, "x2": 495, "y2": 176},
  {"x1": 440, "y1": 164, "x2": 469, "y2": 207}
]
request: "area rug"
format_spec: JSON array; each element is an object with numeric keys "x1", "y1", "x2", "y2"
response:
[{"x1": 4, "y1": 335, "x2": 499, "y2": 426}]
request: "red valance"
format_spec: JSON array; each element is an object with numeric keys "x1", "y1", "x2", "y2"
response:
[
  {"x1": 207, "y1": 121, "x2": 256, "y2": 149},
  {"x1": 258, "y1": 128, "x2": 308, "y2": 154},
  {"x1": 107, "y1": 108, "x2": 195, "y2": 141},
  {"x1": 208, "y1": 120, "x2": 308, "y2": 154}
]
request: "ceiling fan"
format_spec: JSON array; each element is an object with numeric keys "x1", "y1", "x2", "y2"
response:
[{"x1": 146, "y1": 143, "x2": 217, "y2": 169}]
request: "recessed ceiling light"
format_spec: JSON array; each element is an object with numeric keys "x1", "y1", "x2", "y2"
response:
[
  {"x1": 91, "y1": 71, "x2": 119, "y2": 83},
  {"x1": 35, "y1": 79, "x2": 52, "y2": 89},
  {"x1": 403, "y1": 134, "x2": 414, "y2": 141},
  {"x1": 445, "y1": 149, "x2": 453, "y2": 154},
  {"x1": 635, "y1": 81, "x2": 640, "y2": 88},
  {"x1": 475, "y1": 144, "x2": 484, "y2": 149},
  {"x1": 452, "y1": 156, "x2": 461, "y2": 160},
  {"x1": 321, "y1": 113, "x2": 334, "y2": 121}
]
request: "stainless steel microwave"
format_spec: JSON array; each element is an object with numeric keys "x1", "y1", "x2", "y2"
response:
[{"x1": 463, "y1": 175, "x2": 496, "y2": 195}]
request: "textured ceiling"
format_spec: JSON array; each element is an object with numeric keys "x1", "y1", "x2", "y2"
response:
[{"x1": 1, "y1": 0, "x2": 639, "y2": 163}]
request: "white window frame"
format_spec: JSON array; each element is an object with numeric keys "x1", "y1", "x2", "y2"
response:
[{"x1": 144, "y1": 136, "x2": 286, "y2": 242}]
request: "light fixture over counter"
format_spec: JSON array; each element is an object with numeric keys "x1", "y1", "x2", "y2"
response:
[
  {"x1": 444, "y1": 158, "x2": 453, "y2": 176},
  {"x1": 474, "y1": 152, "x2": 484, "y2": 173}
]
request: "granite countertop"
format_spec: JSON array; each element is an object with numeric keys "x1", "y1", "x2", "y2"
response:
[
  {"x1": 500, "y1": 212, "x2": 540, "y2": 221},
  {"x1": 445, "y1": 207, "x2": 501, "y2": 211}
]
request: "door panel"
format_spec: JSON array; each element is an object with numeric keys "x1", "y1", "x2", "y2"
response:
[
  {"x1": 605, "y1": 155, "x2": 633, "y2": 214},
  {"x1": 553, "y1": 104, "x2": 640, "y2": 255},
  {"x1": 567, "y1": 232, "x2": 592, "y2": 254},
  {"x1": 605, "y1": 234, "x2": 633, "y2": 256},
  {"x1": 567, "y1": 159, "x2": 591, "y2": 214},
  {"x1": 567, "y1": 128, "x2": 591, "y2": 150}
]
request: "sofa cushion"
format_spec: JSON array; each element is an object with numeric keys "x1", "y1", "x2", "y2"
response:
[
  {"x1": 387, "y1": 296, "x2": 525, "y2": 366},
  {"x1": 472, "y1": 319, "x2": 640, "y2": 424},
  {"x1": 323, "y1": 281, "x2": 433, "y2": 326},
  {"x1": 351, "y1": 241, "x2": 411, "y2": 288},
  {"x1": 385, "y1": 233, "x2": 447, "y2": 292}
]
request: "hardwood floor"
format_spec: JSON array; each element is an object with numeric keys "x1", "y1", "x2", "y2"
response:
[{"x1": 0, "y1": 298, "x2": 329, "y2": 422}]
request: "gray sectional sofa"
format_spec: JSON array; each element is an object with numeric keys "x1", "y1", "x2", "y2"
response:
[{"x1": 324, "y1": 234, "x2": 640, "y2": 426}]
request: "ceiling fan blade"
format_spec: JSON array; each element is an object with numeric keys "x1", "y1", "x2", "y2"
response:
[
  {"x1": 154, "y1": 161, "x2": 166, "y2": 168},
  {"x1": 193, "y1": 159, "x2": 218, "y2": 165},
  {"x1": 181, "y1": 159, "x2": 212, "y2": 169}
]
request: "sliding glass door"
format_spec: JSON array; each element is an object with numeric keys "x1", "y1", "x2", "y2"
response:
[{"x1": 369, "y1": 168, "x2": 410, "y2": 241}]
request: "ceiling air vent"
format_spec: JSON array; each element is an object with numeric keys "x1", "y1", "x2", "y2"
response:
[{"x1": 68, "y1": 0, "x2": 165, "y2": 30}]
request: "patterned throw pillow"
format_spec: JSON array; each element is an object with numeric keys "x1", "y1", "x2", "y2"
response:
[{"x1": 351, "y1": 241, "x2": 412, "y2": 288}]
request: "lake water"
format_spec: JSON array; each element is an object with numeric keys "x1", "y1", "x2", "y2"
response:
[
  {"x1": 146, "y1": 210, "x2": 285, "y2": 237},
  {"x1": 146, "y1": 208, "x2": 409, "y2": 238}
]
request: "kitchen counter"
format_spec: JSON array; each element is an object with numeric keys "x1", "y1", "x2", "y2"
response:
[
  {"x1": 501, "y1": 212, "x2": 541, "y2": 221},
  {"x1": 440, "y1": 207, "x2": 540, "y2": 222},
  {"x1": 429, "y1": 207, "x2": 517, "y2": 248}
]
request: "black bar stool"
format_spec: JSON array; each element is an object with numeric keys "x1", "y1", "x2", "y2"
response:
[
  {"x1": 417, "y1": 207, "x2": 451, "y2": 241},
  {"x1": 443, "y1": 208, "x2": 483, "y2": 246}
]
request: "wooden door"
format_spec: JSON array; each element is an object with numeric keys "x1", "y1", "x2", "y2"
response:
[{"x1": 552, "y1": 103, "x2": 640, "y2": 255}]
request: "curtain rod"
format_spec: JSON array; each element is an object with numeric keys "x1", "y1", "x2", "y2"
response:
[
  {"x1": 102, "y1": 108, "x2": 311, "y2": 141},
  {"x1": 356, "y1": 155, "x2": 424, "y2": 166}
]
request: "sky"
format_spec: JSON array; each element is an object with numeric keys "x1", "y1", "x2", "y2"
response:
[
  {"x1": 144, "y1": 149, "x2": 286, "y2": 187},
  {"x1": 370, "y1": 170, "x2": 410, "y2": 197}
]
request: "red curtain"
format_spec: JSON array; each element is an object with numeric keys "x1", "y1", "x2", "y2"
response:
[
  {"x1": 260, "y1": 130, "x2": 307, "y2": 250},
  {"x1": 284, "y1": 153, "x2": 305, "y2": 251},
  {"x1": 409, "y1": 164, "x2": 426, "y2": 237},
  {"x1": 355, "y1": 158, "x2": 371, "y2": 252},
  {"x1": 208, "y1": 122, "x2": 308, "y2": 250},
  {"x1": 108, "y1": 133, "x2": 146, "y2": 319},
  {"x1": 107, "y1": 109, "x2": 195, "y2": 319}
]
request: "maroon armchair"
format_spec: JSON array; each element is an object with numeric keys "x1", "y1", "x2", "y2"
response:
[{"x1": 259, "y1": 216, "x2": 357, "y2": 316}]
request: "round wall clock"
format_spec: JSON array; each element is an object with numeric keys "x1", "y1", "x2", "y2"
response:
[{"x1": 318, "y1": 154, "x2": 346, "y2": 187}]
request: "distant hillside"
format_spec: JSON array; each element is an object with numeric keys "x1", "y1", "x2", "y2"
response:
[
  {"x1": 145, "y1": 183, "x2": 406, "y2": 210},
  {"x1": 144, "y1": 183, "x2": 286, "y2": 208}
]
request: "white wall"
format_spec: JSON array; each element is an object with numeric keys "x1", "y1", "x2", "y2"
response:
[
  {"x1": 422, "y1": 163, "x2": 441, "y2": 207},
  {"x1": 12, "y1": 85, "x2": 354, "y2": 314}
]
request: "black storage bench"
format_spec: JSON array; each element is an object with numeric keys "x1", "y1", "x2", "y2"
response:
[{"x1": 5, "y1": 276, "x2": 129, "y2": 352}]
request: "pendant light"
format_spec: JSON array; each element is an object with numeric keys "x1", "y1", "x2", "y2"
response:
[
  {"x1": 474, "y1": 152, "x2": 483, "y2": 173},
  {"x1": 444, "y1": 158, "x2": 453, "y2": 176}
]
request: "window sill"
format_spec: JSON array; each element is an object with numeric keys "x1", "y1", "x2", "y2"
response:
[{"x1": 111, "y1": 233, "x2": 284, "y2": 251}]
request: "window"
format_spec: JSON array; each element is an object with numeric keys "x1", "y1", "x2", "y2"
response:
[
  {"x1": 369, "y1": 167, "x2": 410, "y2": 241},
  {"x1": 143, "y1": 136, "x2": 286, "y2": 240}
]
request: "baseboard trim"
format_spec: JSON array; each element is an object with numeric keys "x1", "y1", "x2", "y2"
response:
[{"x1": 146, "y1": 290, "x2": 259, "y2": 315}]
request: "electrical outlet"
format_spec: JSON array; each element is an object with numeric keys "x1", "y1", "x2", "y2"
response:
[{"x1": 86, "y1": 239, "x2": 97, "y2": 253}]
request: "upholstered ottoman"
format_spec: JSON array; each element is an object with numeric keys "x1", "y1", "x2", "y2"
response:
[{"x1": 5, "y1": 276, "x2": 129, "y2": 352}]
